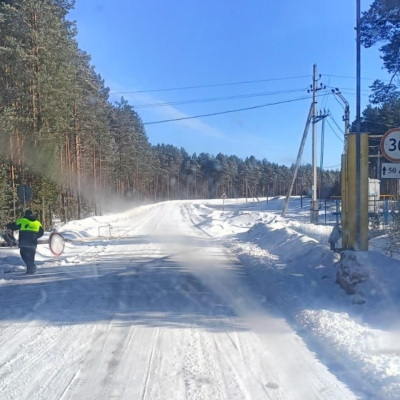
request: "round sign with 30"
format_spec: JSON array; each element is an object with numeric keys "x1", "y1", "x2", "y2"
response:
[{"x1": 381, "y1": 128, "x2": 400, "y2": 162}]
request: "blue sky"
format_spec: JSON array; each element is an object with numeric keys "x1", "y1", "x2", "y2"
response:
[{"x1": 68, "y1": 0, "x2": 391, "y2": 169}]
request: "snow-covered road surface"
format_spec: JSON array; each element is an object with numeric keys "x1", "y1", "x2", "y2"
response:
[{"x1": 0, "y1": 200, "x2": 386, "y2": 399}]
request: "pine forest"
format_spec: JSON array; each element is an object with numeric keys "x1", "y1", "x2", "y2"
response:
[{"x1": 0, "y1": 0, "x2": 343, "y2": 228}]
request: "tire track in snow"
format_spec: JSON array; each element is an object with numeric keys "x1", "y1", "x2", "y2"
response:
[
  {"x1": 140, "y1": 327, "x2": 160, "y2": 400},
  {"x1": 63, "y1": 321, "x2": 116, "y2": 398},
  {"x1": 94, "y1": 324, "x2": 140, "y2": 400},
  {"x1": 213, "y1": 336, "x2": 263, "y2": 400},
  {"x1": 59, "y1": 369, "x2": 81, "y2": 400},
  {"x1": 62, "y1": 320, "x2": 140, "y2": 400},
  {"x1": 182, "y1": 327, "x2": 226, "y2": 400},
  {"x1": 31, "y1": 326, "x2": 96, "y2": 400},
  {"x1": 103, "y1": 324, "x2": 139, "y2": 400},
  {"x1": 0, "y1": 319, "x2": 46, "y2": 354},
  {"x1": 0, "y1": 324, "x2": 71, "y2": 388},
  {"x1": 216, "y1": 329, "x2": 289, "y2": 400},
  {"x1": 0, "y1": 324, "x2": 92, "y2": 400}
]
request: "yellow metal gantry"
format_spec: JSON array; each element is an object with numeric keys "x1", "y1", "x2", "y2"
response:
[{"x1": 341, "y1": 133, "x2": 369, "y2": 250}]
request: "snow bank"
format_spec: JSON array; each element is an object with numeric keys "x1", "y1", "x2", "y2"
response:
[
  {"x1": 246, "y1": 220, "x2": 339, "y2": 269},
  {"x1": 189, "y1": 199, "x2": 400, "y2": 398},
  {"x1": 299, "y1": 309, "x2": 400, "y2": 399}
]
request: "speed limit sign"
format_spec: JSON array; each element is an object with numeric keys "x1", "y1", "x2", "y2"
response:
[{"x1": 381, "y1": 128, "x2": 400, "y2": 162}]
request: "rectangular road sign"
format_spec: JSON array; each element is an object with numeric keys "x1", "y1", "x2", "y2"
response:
[{"x1": 381, "y1": 163, "x2": 400, "y2": 178}]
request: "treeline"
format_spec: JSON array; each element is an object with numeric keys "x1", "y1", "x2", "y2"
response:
[
  {"x1": 0, "y1": 0, "x2": 340, "y2": 228},
  {"x1": 152, "y1": 147, "x2": 340, "y2": 202}
]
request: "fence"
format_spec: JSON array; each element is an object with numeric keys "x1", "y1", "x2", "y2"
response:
[{"x1": 323, "y1": 195, "x2": 400, "y2": 233}]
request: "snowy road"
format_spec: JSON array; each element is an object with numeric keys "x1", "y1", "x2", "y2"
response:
[{"x1": 0, "y1": 202, "x2": 357, "y2": 399}]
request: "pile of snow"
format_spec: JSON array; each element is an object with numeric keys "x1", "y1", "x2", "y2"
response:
[
  {"x1": 299, "y1": 309, "x2": 400, "y2": 398},
  {"x1": 188, "y1": 198, "x2": 400, "y2": 398}
]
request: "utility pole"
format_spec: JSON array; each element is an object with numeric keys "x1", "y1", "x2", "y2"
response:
[
  {"x1": 311, "y1": 65, "x2": 319, "y2": 223},
  {"x1": 332, "y1": 88, "x2": 350, "y2": 247},
  {"x1": 282, "y1": 65, "x2": 327, "y2": 218},
  {"x1": 309, "y1": 64, "x2": 326, "y2": 224},
  {"x1": 356, "y1": 0, "x2": 362, "y2": 249},
  {"x1": 282, "y1": 104, "x2": 313, "y2": 217}
]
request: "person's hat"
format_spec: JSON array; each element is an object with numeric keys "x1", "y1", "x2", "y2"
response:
[{"x1": 24, "y1": 209, "x2": 33, "y2": 217}]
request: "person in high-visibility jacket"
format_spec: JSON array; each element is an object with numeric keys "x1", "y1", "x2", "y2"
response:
[{"x1": 7, "y1": 209, "x2": 44, "y2": 274}]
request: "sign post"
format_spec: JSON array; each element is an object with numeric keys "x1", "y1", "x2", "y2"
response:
[
  {"x1": 221, "y1": 192, "x2": 227, "y2": 211},
  {"x1": 17, "y1": 184, "x2": 32, "y2": 211}
]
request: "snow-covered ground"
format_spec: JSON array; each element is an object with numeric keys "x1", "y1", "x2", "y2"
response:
[{"x1": 0, "y1": 197, "x2": 399, "y2": 399}]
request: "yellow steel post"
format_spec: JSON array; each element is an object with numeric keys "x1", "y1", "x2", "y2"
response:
[
  {"x1": 341, "y1": 153, "x2": 349, "y2": 248},
  {"x1": 360, "y1": 132, "x2": 369, "y2": 250},
  {"x1": 346, "y1": 133, "x2": 369, "y2": 250}
]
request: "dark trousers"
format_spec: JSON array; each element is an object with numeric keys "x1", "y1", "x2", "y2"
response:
[{"x1": 20, "y1": 247, "x2": 36, "y2": 271}]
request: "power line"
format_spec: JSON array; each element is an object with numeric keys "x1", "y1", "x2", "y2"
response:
[
  {"x1": 325, "y1": 74, "x2": 392, "y2": 82},
  {"x1": 111, "y1": 74, "x2": 394, "y2": 95},
  {"x1": 328, "y1": 113, "x2": 345, "y2": 135},
  {"x1": 326, "y1": 117, "x2": 344, "y2": 143},
  {"x1": 326, "y1": 120, "x2": 344, "y2": 143},
  {"x1": 110, "y1": 75, "x2": 311, "y2": 94},
  {"x1": 133, "y1": 88, "x2": 307, "y2": 108},
  {"x1": 339, "y1": 92, "x2": 371, "y2": 98},
  {"x1": 143, "y1": 94, "x2": 328, "y2": 125},
  {"x1": 326, "y1": 85, "x2": 371, "y2": 93},
  {"x1": 324, "y1": 163, "x2": 341, "y2": 169}
]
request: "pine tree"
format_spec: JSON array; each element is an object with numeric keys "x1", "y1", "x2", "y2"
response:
[{"x1": 361, "y1": 0, "x2": 400, "y2": 97}]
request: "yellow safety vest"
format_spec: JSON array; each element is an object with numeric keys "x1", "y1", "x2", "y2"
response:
[{"x1": 16, "y1": 218, "x2": 43, "y2": 233}]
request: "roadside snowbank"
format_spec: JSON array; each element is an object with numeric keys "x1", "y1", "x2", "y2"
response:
[{"x1": 188, "y1": 198, "x2": 400, "y2": 399}]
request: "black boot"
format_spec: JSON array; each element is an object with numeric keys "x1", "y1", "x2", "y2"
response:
[{"x1": 26, "y1": 265, "x2": 36, "y2": 275}]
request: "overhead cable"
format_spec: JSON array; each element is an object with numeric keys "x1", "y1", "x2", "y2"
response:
[
  {"x1": 325, "y1": 74, "x2": 392, "y2": 82},
  {"x1": 326, "y1": 118, "x2": 345, "y2": 143},
  {"x1": 110, "y1": 75, "x2": 310, "y2": 94},
  {"x1": 326, "y1": 85, "x2": 371, "y2": 93},
  {"x1": 133, "y1": 88, "x2": 307, "y2": 108},
  {"x1": 328, "y1": 113, "x2": 345, "y2": 135},
  {"x1": 320, "y1": 82, "x2": 331, "y2": 109},
  {"x1": 324, "y1": 163, "x2": 341, "y2": 169},
  {"x1": 143, "y1": 94, "x2": 327, "y2": 125}
]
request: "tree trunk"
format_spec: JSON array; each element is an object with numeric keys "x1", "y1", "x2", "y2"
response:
[{"x1": 73, "y1": 102, "x2": 81, "y2": 219}]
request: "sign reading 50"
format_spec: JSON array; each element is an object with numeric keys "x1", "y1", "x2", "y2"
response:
[{"x1": 381, "y1": 128, "x2": 400, "y2": 162}]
